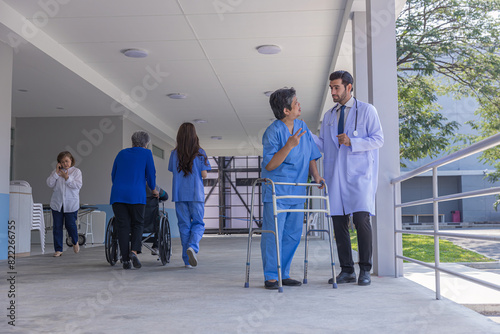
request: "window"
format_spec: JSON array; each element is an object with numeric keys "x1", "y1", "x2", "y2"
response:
[{"x1": 152, "y1": 144, "x2": 164, "y2": 159}]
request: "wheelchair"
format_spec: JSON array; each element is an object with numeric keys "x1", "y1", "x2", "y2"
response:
[{"x1": 105, "y1": 187, "x2": 172, "y2": 266}]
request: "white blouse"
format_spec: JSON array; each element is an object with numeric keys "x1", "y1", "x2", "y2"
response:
[{"x1": 46, "y1": 166, "x2": 83, "y2": 213}]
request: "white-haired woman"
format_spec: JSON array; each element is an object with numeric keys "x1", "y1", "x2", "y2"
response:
[{"x1": 110, "y1": 131, "x2": 158, "y2": 269}]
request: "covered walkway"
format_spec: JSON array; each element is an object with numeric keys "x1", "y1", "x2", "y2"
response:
[{"x1": 3, "y1": 236, "x2": 499, "y2": 333}]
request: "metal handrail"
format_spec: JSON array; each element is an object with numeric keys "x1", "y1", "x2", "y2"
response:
[
  {"x1": 392, "y1": 133, "x2": 500, "y2": 300},
  {"x1": 392, "y1": 133, "x2": 500, "y2": 184}
]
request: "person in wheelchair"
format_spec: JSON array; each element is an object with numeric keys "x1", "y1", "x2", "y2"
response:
[
  {"x1": 105, "y1": 185, "x2": 172, "y2": 267},
  {"x1": 145, "y1": 185, "x2": 168, "y2": 255},
  {"x1": 110, "y1": 131, "x2": 158, "y2": 270}
]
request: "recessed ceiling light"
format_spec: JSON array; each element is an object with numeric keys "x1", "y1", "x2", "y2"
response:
[
  {"x1": 193, "y1": 119, "x2": 207, "y2": 124},
  {"x1": 264, "y1": 91, "x2": 274, "y2": 97},
  {"x1": 167, "y1": 93, "x2": 187, "y2": 99},
  {"x1": 18, "y1": 89, "x2": 28, "y2": 92},
  {"x1": 256, "y1": 45, "x2": 281, "y2": 55},
  {"x1": 121, "y1": 48, "x2": 148, "y2": 58},
  {"x1": 56, "y1": 107, "x2": 64, "y2": 110},
  {"x1": 211, "y1": 136, "x2": 222, "y2": 140}
]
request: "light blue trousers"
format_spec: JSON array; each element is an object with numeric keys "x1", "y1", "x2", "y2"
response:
[
  {"x1": 175, "y1": 201, "x2": 205, "y2": 265},
  {"x1": 261, "y1": 202, "x2": 303, "y2": 281}
]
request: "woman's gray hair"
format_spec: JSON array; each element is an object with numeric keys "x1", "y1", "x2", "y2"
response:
[{"x1": 131, "y1": 131, "x2": 151, "y2": 148}]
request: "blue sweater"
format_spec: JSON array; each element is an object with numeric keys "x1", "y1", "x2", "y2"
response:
[{"x1": 110, "y1": 147, "x2": 156, "y2": 204}]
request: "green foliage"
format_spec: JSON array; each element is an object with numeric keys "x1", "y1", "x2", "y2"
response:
[
  {"x1": 396, "y1": 0, "x2": 500, "y2": 167},
  {"x1": 398, "y1": 76, "x2": 459, "y2": 166}
]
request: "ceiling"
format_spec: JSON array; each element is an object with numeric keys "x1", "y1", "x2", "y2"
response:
[{"x1": 0, "y1": 0, "x2": 361, "y2": 155}]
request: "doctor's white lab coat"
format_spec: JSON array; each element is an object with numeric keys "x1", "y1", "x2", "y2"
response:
[{"x1": 314, "y1": 99, "x2": 384, "y2": 216}]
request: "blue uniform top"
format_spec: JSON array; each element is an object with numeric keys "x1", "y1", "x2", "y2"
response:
[
  {"x1": 168, "y1": 149, "x2": 211, "y2": 202},
  {"x1": 110, "y1": 147, "x2": 156, "y2": 205},
  {"x1": 261, "y1": 119, "x2": 321, "y2": 205}
]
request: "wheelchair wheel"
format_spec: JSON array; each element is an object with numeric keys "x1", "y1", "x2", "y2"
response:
[
  {"x1": 66, "y1": 233, "x2": 86, "y2": 247},
  {"x1": 158, "y1": 213, "x2": 171, "y2": 265},
  {"x1": 105, "y1": 217, "x2": 120, "y2": 266}
]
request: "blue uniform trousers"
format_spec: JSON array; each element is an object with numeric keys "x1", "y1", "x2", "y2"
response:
[
  {"x1": 261, "y1": 202, "x2": 303, "y2": 281},
  {"x1": 175, "y1": 201, "x2": 205, "y2": 265}
]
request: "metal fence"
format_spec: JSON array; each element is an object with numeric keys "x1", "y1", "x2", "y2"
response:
[{"x1": 391, "y1": 133, "x2": 500, "y2": 299}]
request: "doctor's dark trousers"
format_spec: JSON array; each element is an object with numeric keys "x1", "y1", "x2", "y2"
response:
[{"x1": 332, "y1": 212, "x2": 372, "y2": 273}]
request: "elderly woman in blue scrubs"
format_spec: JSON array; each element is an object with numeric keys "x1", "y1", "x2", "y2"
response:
[
  {"x1": 168, "y1": 122, "x2": 211, "y2": 268},
  {"x1": 261, "y1": 87, "x2": 324, "y2": 290}
]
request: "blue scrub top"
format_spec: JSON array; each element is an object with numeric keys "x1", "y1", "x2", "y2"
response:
[
  {"x1": 110, "y1": 147, "x2": 156, "y2": 205},
  {"x1": 261, "y1": 119, "x2": 321, "y2": 205},
  {"x1": 168, "y1": 148, "x2": 211, "y2": 202}
]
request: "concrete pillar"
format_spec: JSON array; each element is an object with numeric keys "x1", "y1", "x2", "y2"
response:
[
  {"x1": 366, "y1": 0, "x2": 402, "y2": 276},
  {"x1": 0, "y1": 41, "x2": 13, "y2": 260},
  {"x1": 352, "y1": 11, "x2": 369, "y2": 102}
]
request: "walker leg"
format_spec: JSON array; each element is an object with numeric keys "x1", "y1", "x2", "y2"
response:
[
  {"x1": 274, "y1": 214, "x2": 284, "y2": 293},
  {"x1": 327, "y1": 216, "x2": 337, "y2": 289},
  {"x1": 303, "y1": 227, "x2": 310, "y2": 284},
  {"x1": 245, "y1": 231, "x2": 252, "y2": 288}
]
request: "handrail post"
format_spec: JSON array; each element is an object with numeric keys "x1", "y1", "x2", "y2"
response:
[
  {"x1": 433, "y1": 167, "x2": 441, "y2": 300},
  {"x1": 394, "y1": 181, "x2": 399, "y2": 278}
]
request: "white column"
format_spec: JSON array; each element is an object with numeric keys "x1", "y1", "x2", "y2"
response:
[
  {"x1": 352, "y1": 11, "x2": 369, "y2": 102},
  {"x1": 0, "y1": 41, "x2": 13, "y2": 260},
  {"x1": 366, "y1": 0, "x2": 401, "y2": 276}
]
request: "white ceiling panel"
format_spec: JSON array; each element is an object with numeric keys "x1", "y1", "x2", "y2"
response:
[
  {"x1": 31, "y1": 16, "x2": 195, "y2": 43},
  {"x1": 188, "y1": 10, "x2": 341, "y2": 40},
  {"x1": 3, "y1": 0, "x2": 183, "y2": 17},
  {"x1": 62, "y1": 40, "x2": 207, "y2": 63},
  {"x1": 200, "y1": 35, "x2": 336, "y2": 60},
  {"x1": 179, "y1": 0, "x2": 344, "y2": 14}
]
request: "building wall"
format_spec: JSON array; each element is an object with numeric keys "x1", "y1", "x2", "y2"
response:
[
  {"x1": 13, "y1": 116, "x2": 122, "y2": 206},
  {"x1": 461, "y1": 175, "x2": 500, "y2": 223}
]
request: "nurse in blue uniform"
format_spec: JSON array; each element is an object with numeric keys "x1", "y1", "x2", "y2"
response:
[
  {"x1": 261, "y1": 87, "x2": 324, "y2": 290},
  {"x1": 168, "y1": 122, "x2": 211, "y2": 268}
]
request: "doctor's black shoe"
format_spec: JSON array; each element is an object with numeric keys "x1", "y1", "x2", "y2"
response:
[
  {"x1": 187, "y1": 247, "x2": 198, "y2": 267},
  {"x1": 358, "y1": 270, "x2": 371, "y2": 286},
  {"x1": 328, "y1": 271, "x2": 356, "y2": 284},
  {"x1": 282, "y1": 278, "x2": 302, "y2": 286},
  {"x1": 264, "y1": 280, "x2": 279, "y2": 290},
  {"x1": 130, "y1": 252, "x2": 142, "y2": 269},
  {"x1": 122, "y1": 261, "x2": 131, "y2": 270}
]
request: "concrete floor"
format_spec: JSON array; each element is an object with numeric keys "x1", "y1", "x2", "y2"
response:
[{"x1": 3, "y1": 235, "x2": 500, "y2": 334}]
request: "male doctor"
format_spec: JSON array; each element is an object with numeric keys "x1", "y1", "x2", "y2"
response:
[{"x1": 314, "y1": 70, "x2": 384, "y2": 286}]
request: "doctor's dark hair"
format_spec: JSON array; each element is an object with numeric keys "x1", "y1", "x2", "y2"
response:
[
  {"x1": 131, "y1": 131, "x2": 151, "y2": 148},
  {"x1": 269, "y1": 87, "x2": 296, "y2": 120},
  {"x1": 174, "y1": 122, "x2": 208, "y2": 176},
  {"x1": 329, "y1": 70, "x2": 354, "y2": 92},
  {"x1": 56, "y1": 151, "x2": 75, "y2": 167}
]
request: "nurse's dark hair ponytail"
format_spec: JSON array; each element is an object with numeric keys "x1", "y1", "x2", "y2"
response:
[{"x1": 175, "y1": 122, "x2": 208, "y2": 176}]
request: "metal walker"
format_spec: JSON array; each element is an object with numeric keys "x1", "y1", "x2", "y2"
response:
[{"x1": 244, "y1": 178, "x2": 337, "y2": 293}]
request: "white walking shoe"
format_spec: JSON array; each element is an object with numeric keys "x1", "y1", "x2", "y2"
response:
[{"x1": 187, "y1": 247, "x2": 198, "y2": 267}]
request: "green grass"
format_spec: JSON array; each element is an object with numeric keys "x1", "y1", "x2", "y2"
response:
[{"x1": 349, "y1": 230, "x2": 494, "y2": 263}]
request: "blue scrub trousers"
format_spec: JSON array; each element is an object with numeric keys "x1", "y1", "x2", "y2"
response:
[
  {"x1": 261, "y1": 202, "x2": 303, "y2": 281},
  {"x1": 52, "y1": 208, "x2": 78, "y2": 252},
  {"x1": 175, "y1": 201, "x2": 205, "y2": 265}
]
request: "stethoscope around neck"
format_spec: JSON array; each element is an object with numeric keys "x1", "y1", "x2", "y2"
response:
[{"x1": 330, "y1": 97, "x2": 359, "y2": 137}]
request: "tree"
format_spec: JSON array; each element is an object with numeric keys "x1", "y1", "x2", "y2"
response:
[{"x1": 396, "y1": 0, "x2": 500, "y2": 170}]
